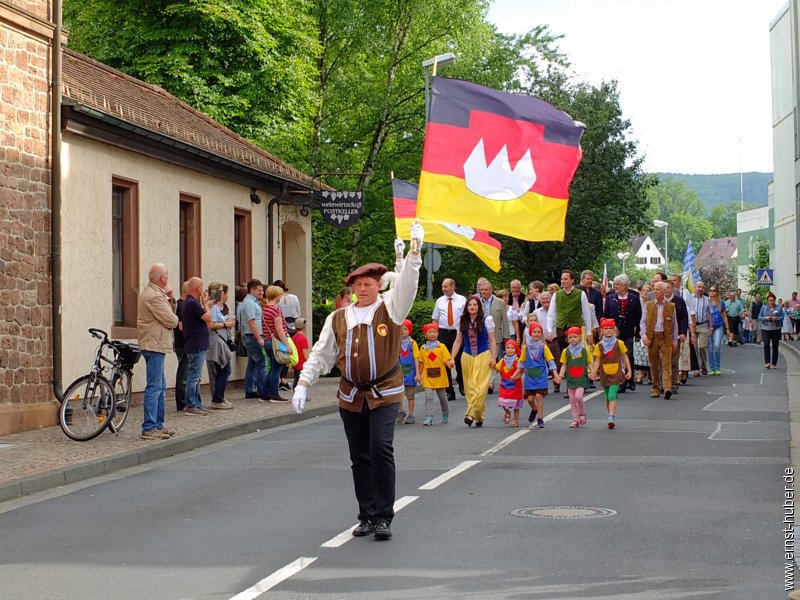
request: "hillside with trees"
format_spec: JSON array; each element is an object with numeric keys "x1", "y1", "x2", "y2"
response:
[{"x1": 657, "y1": 172, "x2": 771, "y2": 210}]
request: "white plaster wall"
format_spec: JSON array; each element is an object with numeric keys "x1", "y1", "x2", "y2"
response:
[{"x1": 59, "y1": 135, "x2": 307, "y2": 393}]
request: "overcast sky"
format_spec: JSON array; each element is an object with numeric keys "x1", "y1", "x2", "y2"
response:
[{"x1": 487, "y1": 0, "x2": 787, "y2": 175}]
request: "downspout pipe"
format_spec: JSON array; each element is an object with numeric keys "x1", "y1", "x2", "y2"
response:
[
  {"x1": 51, "y1": 0, "x2": 63, "y2": 401},
  {"x1": 267, "y1": 182, "x2": 288, "y2": 284}
]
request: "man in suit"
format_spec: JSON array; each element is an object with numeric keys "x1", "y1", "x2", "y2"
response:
[
  {"x1": 665, "y1": 280, "x2": 689, "y2": 392},
  {"x1": 603, "y1": 273, "x2": 642, "y2": 392},
  {"x1": 508, "y1": 279, "x2": 526, "y2": 340},
  {"x1": 579, "y1": 270, "x2": 603, "y2": 336},
  {"x1": 640, "y1": 281, "x2": 679, "y2": 399},
  {"x1": 478, "y1": 281, "x2": 509, "y2": 394}
]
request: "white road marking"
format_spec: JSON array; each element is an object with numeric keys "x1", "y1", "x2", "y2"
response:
[
  {"x1": 708, "y1": 423, "x2": 722, "y2": 440},
  {"x1": 321, "y1": 495, "x2": 419, "y2": 548},
  {"x1": 229, "y1": 556, "x2": 317, "y2": 600},
  {"x1": 480, "y1": 389, "x2": 603, "y2": 457},
  {"x1": 418, "y1": 460, "x2": 481, "y2": 490}
]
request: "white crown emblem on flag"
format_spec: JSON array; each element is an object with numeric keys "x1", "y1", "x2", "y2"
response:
[{"x1": 463, "y1": 139, "x2": 536, "y2": 201}]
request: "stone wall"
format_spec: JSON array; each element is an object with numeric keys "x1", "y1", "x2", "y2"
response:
[{"x1": 0, "y1": 0, "x2": 55, "y2": 433}]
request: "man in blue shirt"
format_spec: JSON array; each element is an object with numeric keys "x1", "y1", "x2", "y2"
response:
[
  {"x1": 726, "y1": 290, "x2": 745, "y2": 347},
  {"x1": 240, "y1": 279, "x2": 267, "y2": 399},
  {"x1": 182, "y1": 277, "x2": 211, "y2": 415}
]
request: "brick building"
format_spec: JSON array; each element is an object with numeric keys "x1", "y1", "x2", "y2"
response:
[{"x1": 1, "y1": 0, "x2": 320, "y2": 434}]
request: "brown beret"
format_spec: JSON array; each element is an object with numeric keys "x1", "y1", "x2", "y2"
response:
[{"x1": 344, "y1": 263, "x2": 388, "y2": 286}]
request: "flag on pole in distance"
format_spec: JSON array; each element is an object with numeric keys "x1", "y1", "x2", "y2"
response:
[
  {"x1": 416, "y1": 76, "x2": 585, "y2": 242},
  {"x1": 682, "y1": 241, "x2": 701, "y2": 293},
  {"x1": 392, "y1": 178, "x2": 502, "y2": 272}
]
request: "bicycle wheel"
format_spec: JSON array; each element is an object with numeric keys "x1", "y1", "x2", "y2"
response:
[
  {"x1": 59, "y1": 375, "x2": 116, "y2": 441},
  {"x1": 108, "y1": 370, "x2": 132, "y2": 434}
]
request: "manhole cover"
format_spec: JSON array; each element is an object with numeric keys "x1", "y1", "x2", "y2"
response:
[{"x1": 511, "y1": 506, "x2": 617, "y2": 519}]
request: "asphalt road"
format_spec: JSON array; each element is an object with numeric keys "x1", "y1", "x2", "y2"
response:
[{"x1": 0, "y1": 344, "x2": 790, "y2": 600}]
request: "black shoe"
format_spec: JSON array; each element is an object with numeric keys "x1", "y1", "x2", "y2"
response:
[
  {"x1": 628, "y1": 380, "x2": 636, "y2": 391},
  {"x1": 458, "y1": 386, "x2": 466, "y2": 397},
  {"x1": 528, "y1": 410, "x2": 537, "y2": 423},
  {"x1": 446, "y1": 391, "x2": 456, "y2": 401},
  {"x1": 589, "y1": 382, "x2": 596, "y2": 389},
  {"x1": 464, "y1": 416, "x2": 474, "y2": 427},
  {"x1": 244, "y1": 392, "x2": 260, "y2": 399},
  {"x1": 487, "y1": 386, "x2": 494, "y2": 394},
  {"x1": 279, "y1": 383, "x2": 291, "y2": 391},
  {"x1": 664, "y1": 390, "x2": 672, "y2": 400},
  {"x1": 617, "y1": 387, "x2": 626, "y2": 394},
  {"x1": 352, "y1": 520, "x2": 373, "y2": 537},
  {"x1": 475, "y1": 421, "x2": 483, "y2": 428},
  {"x1": 373, "y1": 521, "x2": 392, "y2": 540}
]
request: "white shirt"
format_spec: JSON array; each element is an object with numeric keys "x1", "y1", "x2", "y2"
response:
[
  {"x1": 279, "y1": 293, "x2": 301, "y2": 319},
  {"x1": 299, "y1": 253, "x2": 422, "y2": 387},
  {"x1": 532, "y1": 307, "x2": 551, "y2": 337},
  {"x1": 546, "y1": 288, "x2": 594, "y2": 336},
  {"x1": 432, "y1": 292, "x2": 466, "y2": 330}
]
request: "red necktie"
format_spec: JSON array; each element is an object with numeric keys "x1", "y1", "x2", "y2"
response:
[{"x1": 447, "y1": 297, "x2": 454, "y2": 326}]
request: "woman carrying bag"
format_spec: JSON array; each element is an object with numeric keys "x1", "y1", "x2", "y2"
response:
[
  {"x1": 262, "y1": 285, "x2": 291, "y2": 402},
  {"x1": 759, "y1": 291, "x2": 785, "y2": 369},
  {"x1": 206, "y1": 282, "x2": 236, "y2": 409}
]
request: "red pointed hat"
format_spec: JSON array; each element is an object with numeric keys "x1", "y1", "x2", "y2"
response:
[
  {"x1": 528, "y1": 322, "x2": 543, "y2": 335},
  {"x1": 600, "y1": 318, "x2": 616, "y2": 329},
  {"x1": 565, "y1": 326, "x2": 582, "y2": 337},
  {"x1": 402, "y1": 319, "x2": 413, "y2": 333},
  {"x1": 504, "y1": 339, "x2": 521, "y2": 356},
  {"x1": 422, "y1": 322, "x2": 439, "y2": 333},
  {"x1": 344, "y1": 263, "x2": 388, "y2": 286}
]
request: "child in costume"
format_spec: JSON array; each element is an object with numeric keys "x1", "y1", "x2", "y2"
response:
[
  {"x1": 557, "y1": 326, "x2": 591, "y2": 428},
  {"x1": 418, "y1": 322, "x2": 453, "y2": 425},
  {"x1": 515, "y1": 322, "x2": 560, "y2": 429},
  {"x1": 495, "y1": 339, "x2": 523, "y2": 427},
  {"x1": 590, "y1": 318, "x2": 632, "y2": 429},
  {"x1": 398, "y1": 319, "x2": 420, "y2": 424}
]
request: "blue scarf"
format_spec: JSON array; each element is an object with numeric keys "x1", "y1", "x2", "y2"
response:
[
  {"x1": 423, "y1": 340, "x2": 441, "y2": 352},
  {"x1": 568, "y1": 342, "x2": 584, "y2": 359},
  {"x1": 401, "y1": 337, "x2": 412, "y2": 353},
  {"x1": 600, "y1": 335, "x2": 617, "y2": 355},
  {"x1": 503, "y1": 355, "x2": 517, "y2": 369},
  {"x1": 527, "y1": 338, "x2": 543, "y2": 360}
]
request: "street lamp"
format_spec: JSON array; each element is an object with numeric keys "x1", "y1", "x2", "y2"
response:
[
  {"x1": 653, "y1": 219, "x2": 668, "y2": 273},
  {"x1": 616, "y1": 251, "x2": 630, "y2": 274},
  {"x1": 421, "y1": 52, "x2": 456, "y2": 300}
]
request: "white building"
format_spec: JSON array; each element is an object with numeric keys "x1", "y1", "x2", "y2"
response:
[
  {"x1": 770, "y1": 2, "x2": 800, "y2": 299},
  {"x1": 736, "y1": 204, "x2": 773, "y2": 292},
  {"x1": 630, "y1": 235, "x2": 665, "y2": 270}
]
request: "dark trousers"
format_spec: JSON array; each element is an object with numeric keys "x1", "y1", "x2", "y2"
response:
[
  {"x1": 620, "y1": 336, "x2": 634, "y2": 389},
  {"x1": 339, "y1": 401, "x2": 400, "y2": 524},
  {"x1": 438, "y1": 328, "x2": 464, "y2": 397},
  {"x1": 174, "y1": 347, "x2": 189, "y2": 412},
  {"x1": 728, "y1": 316, "x2": 740, "y2": 343},
  {"x1": 763, "y1": 329, "x2": 781, "y2": 366}
]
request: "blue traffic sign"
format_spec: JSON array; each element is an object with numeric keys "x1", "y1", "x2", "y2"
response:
[{"x1": 757, "y1": 268, "x2": 774, "y2": 286}]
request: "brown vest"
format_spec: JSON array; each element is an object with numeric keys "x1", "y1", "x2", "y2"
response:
[
  {"x1": 645, "y1": 300, "x2": 675, "y2": 340},
  {"x1": 598, "y1": 341, "x2": 626, "y2": 387},
  {"x1": 332, "y1": 303, "x2": 404, "y2": 412}
]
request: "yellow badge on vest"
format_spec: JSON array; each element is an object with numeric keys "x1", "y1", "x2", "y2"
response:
[{"x1": 377, "y1": 324, "x2": 388, "y2": 336}]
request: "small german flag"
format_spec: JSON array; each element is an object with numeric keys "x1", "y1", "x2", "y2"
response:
[
  {"x1": 392, "y1": 178, "x2": 501, "y2": 272},
  {"x1": 416, "y1": 76, "x2": 584, "y2": 242}
]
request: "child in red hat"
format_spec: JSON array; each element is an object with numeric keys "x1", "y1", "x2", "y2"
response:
[
  {"x1": 398, "y1": 319, "x2": 420, "y2": 424},
  {"x1": 418, "y1": 322, "x2": 454, "y2": 425},
  {"x1": 557, "y1": 326, "x2": 591, "y2": 428},
  {"x1": 515, "y1": 321, "x2": 561, "y2": 429},
  {"x1": 495, "y1": 339, "x2": 523, "y2": 427},
  {"x1": 590, "y1": 318, "x2": 632, "y2": 429}
]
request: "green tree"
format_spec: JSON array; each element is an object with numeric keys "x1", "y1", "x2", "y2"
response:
[
  {"x1": 745, "y1": 237, "x2": 771, "y2": 297},
  {"x1": 709, "y1": 201, "x2": 758, "y2": 238}
]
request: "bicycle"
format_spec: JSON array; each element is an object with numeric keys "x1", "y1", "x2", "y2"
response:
[{"x1": 59, "y1": 328, "x2": 141, "y2": 441}]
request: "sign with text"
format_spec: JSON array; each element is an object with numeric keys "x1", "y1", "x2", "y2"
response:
[
  {"x1": 757, "y1": 268, "x2": 774, "y2": 286},
  {"x1": 319, "y1": 191, "x2": 364, "y2": 228}
]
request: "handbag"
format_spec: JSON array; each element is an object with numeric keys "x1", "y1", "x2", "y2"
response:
[
  {"x1": 235, "y1": 332, "x2": 248, "y2": 357},
  {"x1": 271, "y1": 337, "x2": 293, "y2": 364},
  {"x1": 215, "y1": 329, "x2": 236, "y2": 353}
]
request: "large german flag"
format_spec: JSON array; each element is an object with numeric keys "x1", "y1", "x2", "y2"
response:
[
  {"x1": 416, "y1": 76, "x2": 585, "y2": 242},
  {"x1": 392, "y1": 179, "x2": 501, "y2": 272}
]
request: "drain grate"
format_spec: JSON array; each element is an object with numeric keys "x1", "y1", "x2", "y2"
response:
[{"x1": 511, "y1": 506, "x2": 617, "y2": 519}]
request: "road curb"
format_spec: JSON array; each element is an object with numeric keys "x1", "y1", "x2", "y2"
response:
[
  {"x1": 780, "y1": 341, "x2": 800, "y2": 469},
  {"x1": 0, "y1": 403, "x2": 338, "y2": 503}
]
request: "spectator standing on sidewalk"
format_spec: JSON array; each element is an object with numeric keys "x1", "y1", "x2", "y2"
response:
[
  {"x1": 262, "y1": 285, "x2": 292, "y2": 402},
  {"x1": 182, "y1": 277, "x2": 212, "y2": 416},
  {"x1": 137, "y1": 263, "x2": 179, "y2": 440},
  {"x1": 291, "y1": 318, "x2": 310, "y2": 390},
  {"x1": 173, "y1": 281, "x2": 189, "y2": 413},
  {"x1": 750, "y1": 292, "x2": 763, "y2": 345},
  {"x1": 240, "y1": 280, "x2": 267, "y2": 400},
  {"x1": 206, "y1": 282, "x2": 235, "y2": 410},
  {"x1": 291, "y1": 227, "x2": 424, "y2": 541}
]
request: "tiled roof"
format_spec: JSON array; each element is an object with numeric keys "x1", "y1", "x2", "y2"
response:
[
  {"x1": 696, "y1": 237, "x2": 738, "y2": 260},
  {"x1": 61, "y1": 49, "x2": 318, "y2": 189},
  {"x1": 631, "y1": 235, "x2": 648, "y2": 255}
]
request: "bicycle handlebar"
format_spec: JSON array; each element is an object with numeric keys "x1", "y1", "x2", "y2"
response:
[{"x1": 88, "y1": 328, "x2": 108, "y2": 341}]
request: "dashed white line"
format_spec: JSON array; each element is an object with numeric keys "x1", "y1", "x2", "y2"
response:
[
  {"x1": 708, "y1": 422, "x2": 722, "y2": 440},
  {"x1": 229, "y1": 556, "x2": 317, "y2": 600},
  {"x1": 418, "y1": 460, "x2": 480, "y2": 490},
  {"x1": 321, "y1": 495, "x2": 419, "y2": 548}
]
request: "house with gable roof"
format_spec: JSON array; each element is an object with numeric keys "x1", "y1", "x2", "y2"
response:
[{"x1": 630, "y1": 235, "x2": 666, "y2": 270}]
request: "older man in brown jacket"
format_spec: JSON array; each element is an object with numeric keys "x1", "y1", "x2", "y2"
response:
[
  {"x1": 639, "y1": 281, "x2": 679, "y2": 399},
  {"x1": 137, "y1": 263, "x2": 179, "y2": 440}
]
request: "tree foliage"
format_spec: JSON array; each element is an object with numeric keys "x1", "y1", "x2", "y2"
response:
[{"x1": 745, "y1": 237, "x2": 771, "y2": 297}]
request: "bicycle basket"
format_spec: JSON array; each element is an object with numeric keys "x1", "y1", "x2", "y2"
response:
[{"x1": 110, "y1": 341, "x2": 141, "y2": 368}]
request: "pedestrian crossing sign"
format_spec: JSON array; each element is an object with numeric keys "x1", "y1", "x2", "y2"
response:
[{"x1": 757, "y1": 268, "x2": 774, "y2": 286}]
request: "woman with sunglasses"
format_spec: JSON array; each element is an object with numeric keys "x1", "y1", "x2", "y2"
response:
[
  {"x1": 758, "y1": 291, "x2": 786, "y2": 369},
  {"x1": 706, "y1": 286, "x2": 729, "y2": 375}
]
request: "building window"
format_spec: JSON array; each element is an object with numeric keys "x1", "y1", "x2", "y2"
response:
[
  {"x1": 111, "y1": 178, "x2": 139, "y2": 337},
  {"x1": 179, "y1": 194, "x2": 201, "y2": 285},
  {"x1": 234, "y1": 208, "x2": 252, "y2": 286},
  {"x1": 636, "y1": 257, "x2": 647, "y2": 265},
  {"x1": 650, "y1": 256, "x2": 661, "y2": 265},
  {"x1": 646, "y1": 244, "x2": 650, "y2": 250}
]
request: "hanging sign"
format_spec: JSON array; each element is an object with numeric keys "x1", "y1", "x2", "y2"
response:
[{"x1": 319, "y1": 191, "x2": 364, "y2": 228}]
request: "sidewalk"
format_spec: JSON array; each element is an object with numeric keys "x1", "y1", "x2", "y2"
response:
[{"x1": 0, "y1": 378, "x2": 342, "y2": 503}]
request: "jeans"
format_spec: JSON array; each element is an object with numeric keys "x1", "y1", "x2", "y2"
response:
[
  {"x1": 243, "y1": 335, "x2": 267, "y2": 398},
  {"x1": 763, "y1": 329, "x2": 781, "y2": 366},
  {"x1": 340, "y1": 401, "x2": 400, "y2": 524},
  {"x1": 142, "y1": 351, "x2": 166, "y2": 433},
  {"x1": 174, "y1": 347, "x2": 189, "y2": 412},
  {"x1": 207, "y1": 360, "x2": 232, "y2": 403},
  {"x1": 185, "y1": 351, "x2": 207, "y2": 409},
  {"x1": 707, "y1": 326, "x2": 724, "y2": 372},
  {"x1": 264, "y1": 343, "x2": 281, "y2": 399}
]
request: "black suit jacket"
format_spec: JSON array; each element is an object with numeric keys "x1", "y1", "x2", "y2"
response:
[
  {"x1": 603, "y1": 292, "x2": 642, "y2": 340},
  {"x1": 578, "y1": 285, "x2": 603, "y2": 325},
  {"x1": 668, "y1": 294, "x2": 689, "y2": 336}
]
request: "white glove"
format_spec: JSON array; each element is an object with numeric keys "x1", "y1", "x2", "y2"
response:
[
  {"x1": 292, "y1": 385, "x2": 308, "y2": 414},
  {"x1": 394, "y1": 237, "x2": 406, "y2": 256},
  {"x1": 410, "y1": 222, "x2": 425, "y2": 248}
]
